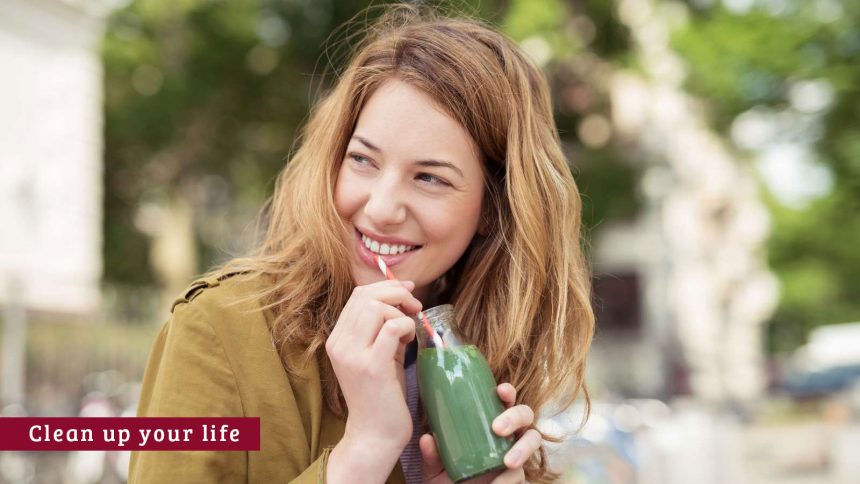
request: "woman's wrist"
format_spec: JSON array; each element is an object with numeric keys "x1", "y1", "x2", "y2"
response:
[{"x1": 326, "y1": 433, "x2": 405, "y2": 484}]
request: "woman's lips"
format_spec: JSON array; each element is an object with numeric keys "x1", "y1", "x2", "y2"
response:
[{"x1": 354, "y1": 228, "x2": 421, "y2": 269}]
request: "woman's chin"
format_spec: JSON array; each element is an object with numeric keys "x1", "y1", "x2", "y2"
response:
[{"x1": 349, "y1": 264, "x2": 386, "y2": 287}]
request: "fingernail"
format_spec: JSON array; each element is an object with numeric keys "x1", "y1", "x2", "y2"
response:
[{"x1": 506, "y1": 449, "x2": 521, "y2": 466}]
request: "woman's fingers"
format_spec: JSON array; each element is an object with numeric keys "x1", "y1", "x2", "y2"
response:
[
  {"x1": 331, "y1": 280, "x2": 421, "y2": 348},
  {"x1": 490, "y1": 468, "x2": 526, "y2": 484},
  {"x1": 503, "y1": 428, "x2": 542, "y2": 468},
  {"x1": 352, "y1": 301, "x2": 407, "y2": 347},
  {"x1": 329, "y1": 281, "x2": 401, "y2": 340},
  {"x1": 326, "y1": 293, "x2": 356, "y2": 348},
  {"x1": 488, "y1": 429, "x2": 541, "y2": 484},
  {"x1": 371, "y1": 316, "x2": 417, "y2": 365},
  {"x1": 496, "y1": 383, "x2": 516, "y2": 407},
  {"x1": 419, "y1": 433, "x2": 447, "y2": 481},
  {"x1": 492, "y1": 404, "x2": 535, "y2": 438},
  {"x1": 360, "y1": 282, "x2": 423, "y2": 314}
]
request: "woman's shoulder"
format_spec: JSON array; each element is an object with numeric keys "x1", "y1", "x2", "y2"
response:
[
  {"x1": 171, "y1": 270, "x2": 277, "y2": 320},
  {"x1": 165, "y1": 271, "x2": 322, "y2": 382},
  {"x1": 166, "y1": 271, "x2": 277, "y2": 350},
  {"x1": 171, "y1": 270, "x2": 270, "y2": 313}
]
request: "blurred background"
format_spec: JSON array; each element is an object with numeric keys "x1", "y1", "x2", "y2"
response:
[{"x1": 1, "y1": 0, "x2": 858, "y2": 482}]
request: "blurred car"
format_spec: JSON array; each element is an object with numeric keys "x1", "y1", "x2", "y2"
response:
[{"x1": 779, "y1": 322, "x2": 860, "y2": 399}]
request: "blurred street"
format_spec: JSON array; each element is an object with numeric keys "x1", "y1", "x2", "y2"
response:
[
  {"x1": 744, "y1": 421, "x2": 832, "y2": 484},
  {"x1": 544, "y1": 394, "x2": 860, "y2": 484}
]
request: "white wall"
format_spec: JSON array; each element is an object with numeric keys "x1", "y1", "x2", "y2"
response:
[{"x1": 0, "y1": 0, "x2": 105, "y2": 314}]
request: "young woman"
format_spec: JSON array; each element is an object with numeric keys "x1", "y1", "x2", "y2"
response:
[{"x1": 129, "y1": 4, "x2": 593, "y2": 484}]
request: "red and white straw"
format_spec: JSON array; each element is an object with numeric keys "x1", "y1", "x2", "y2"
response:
[
  {"x1": 373, "y1": 254, "x2": 445, "y2": 348},
  {"x1": 375, "y1": 254, "x2": 397, "y2": 280}
]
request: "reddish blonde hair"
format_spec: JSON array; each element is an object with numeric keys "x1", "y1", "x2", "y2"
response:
[{"x1": 221, "y1": 4, "x2": 594, "y2": 482}]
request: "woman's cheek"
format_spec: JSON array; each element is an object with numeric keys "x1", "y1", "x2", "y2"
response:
[{"x1": 334, "y1": 173, "x2": 365, "y2": 215}]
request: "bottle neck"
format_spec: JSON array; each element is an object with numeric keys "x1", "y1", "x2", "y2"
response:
[{"x1": 416, "y1": 304, "x2": 461, "y2": 349}]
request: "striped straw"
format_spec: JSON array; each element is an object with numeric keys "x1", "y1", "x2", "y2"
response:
[{"x1": 373, "y1": 254, "x2": 445, "y2": 348}]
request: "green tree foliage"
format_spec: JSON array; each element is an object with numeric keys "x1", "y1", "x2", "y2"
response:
[{"x1": 673, "y1": 1, "x2": 860, "y2": 351}]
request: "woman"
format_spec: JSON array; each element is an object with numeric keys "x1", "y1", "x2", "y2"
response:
[{"x1": 129, "y1": 4, "x2": 593, "y2": 484}]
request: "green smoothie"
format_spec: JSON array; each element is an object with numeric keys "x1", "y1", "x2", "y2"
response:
[{"x1": 417, "y1": 345, "x2": 512, "y2": 482}]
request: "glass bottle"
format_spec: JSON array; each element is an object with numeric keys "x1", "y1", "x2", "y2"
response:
[{"x1": 414, "y1": 304, "x2": 512, "y2": 482}]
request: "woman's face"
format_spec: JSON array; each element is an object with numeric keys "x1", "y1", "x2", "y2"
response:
[{"x1": 334, "y1": 79, "x2": 485, "y2": 303}]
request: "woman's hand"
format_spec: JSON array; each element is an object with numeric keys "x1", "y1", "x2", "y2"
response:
[
  {"x1": 325, "y1": 279, "x2": 423, "y2": 481},
  {"x1": 420, "y1": 383, "x2": 542, "y2": 484}
]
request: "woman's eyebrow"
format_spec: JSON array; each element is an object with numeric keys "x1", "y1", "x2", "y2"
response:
[
  {"x1": 353, "y1": 135, "x2": 382, "y2": 153},
  {"x1": 416, "y1": 160, "x2": 464, "y2": 178},
  {"x1": 352, "y1": 135, "x2": 464, "y2": 178}
]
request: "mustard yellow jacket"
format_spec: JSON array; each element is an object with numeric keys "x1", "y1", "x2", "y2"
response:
[{"x1": 128, "y1": 273, "x2": 408, "y2": 484}]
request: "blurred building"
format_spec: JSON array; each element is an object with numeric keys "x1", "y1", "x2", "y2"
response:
[
  {"x1": 587, "y1": 0, "x2": 779, "y2": 404},
  {"x1": 0, "y1": 0, "x2": 107, "y2": 410},
  {"x1": 0, "y1": 0, "x2": 106, "y2": 314}
]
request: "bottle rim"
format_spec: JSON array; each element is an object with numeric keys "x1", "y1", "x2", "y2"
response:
[{"x1": 420, "y1": 304, "x2": 455, "y2": 323}]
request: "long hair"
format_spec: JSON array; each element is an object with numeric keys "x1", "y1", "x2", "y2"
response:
[{"x1": 220, "y1": 4, "x2": 594, "y2": 482}]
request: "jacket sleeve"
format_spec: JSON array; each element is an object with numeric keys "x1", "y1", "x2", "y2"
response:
[
  {"x1": 128, "y1": 303, "x2": 248, "y2": 483},
  {"x1": 290, "y1": 446, "x2": 335, "y2": 484},
  {"x1": 128, "y1": 300, "x2": 338, "y2": 484}
]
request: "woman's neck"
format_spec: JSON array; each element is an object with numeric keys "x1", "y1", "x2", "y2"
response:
[{"x1": 417, "y1": 289, "x2": 443, "y2": 309}]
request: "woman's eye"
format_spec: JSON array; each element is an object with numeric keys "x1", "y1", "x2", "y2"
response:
[
  {"x1": 349, "y1": 153, "x2": 373, "y2": 166},
  {"x1": 416, "y1": 173, "x2": 451, "y2": 187}
]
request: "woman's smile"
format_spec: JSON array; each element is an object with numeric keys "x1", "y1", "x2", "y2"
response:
[{"x1": 352, "y1": 226, "x2": 424, "y2": 269}]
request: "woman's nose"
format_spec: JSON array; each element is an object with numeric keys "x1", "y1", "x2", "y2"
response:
[{"x1": 363, "y1": 178, "x2": 408, "y2": 226}]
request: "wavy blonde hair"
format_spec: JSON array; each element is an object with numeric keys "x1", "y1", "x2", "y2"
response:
[{"x1": 220, "y1": 4, "x2": 594, "y2": 482}]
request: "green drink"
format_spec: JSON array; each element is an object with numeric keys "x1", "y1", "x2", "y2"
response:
[{"x1": 414, "y1": 305, "x2": 511, "y2": 482}]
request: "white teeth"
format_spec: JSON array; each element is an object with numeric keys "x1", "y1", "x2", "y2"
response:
[{"x1": 360, "y1": 231, "x2": 418, "y2": 255}]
